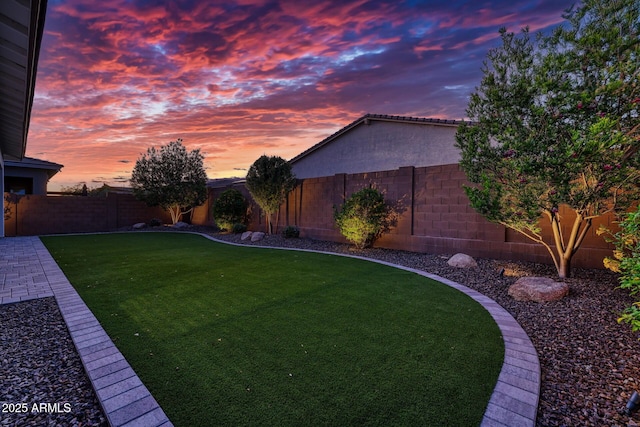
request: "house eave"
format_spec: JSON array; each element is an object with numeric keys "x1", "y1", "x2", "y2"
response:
[
  {"x1": 0, "y1": 0, "x2": 49, "y2": 160},
  {"x1": 4, "y1": 156, "x2": 63, "y2": 179}
]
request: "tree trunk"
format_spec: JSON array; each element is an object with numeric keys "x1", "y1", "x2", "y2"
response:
[
  {"x1": 169, "y1": 206, "x2": 182, "y2": 224},
  {"x1": 548, "y1": 210, "x2": 592, "y2": 279},
  {"x1": 266, "y1": 213, "x2": 272, "y2": 234},
  {"x1": 557, "y1": 256, "x2": 571, "y2": 279}
]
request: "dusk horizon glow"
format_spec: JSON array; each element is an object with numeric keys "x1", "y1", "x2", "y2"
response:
[{"x1": 27, "y1": 0, "x2": 575, "y2": 191}]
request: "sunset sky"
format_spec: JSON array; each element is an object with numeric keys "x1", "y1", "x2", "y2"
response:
[{"x1": 27, "y1": 0, "x2": 575, "y2": 190}]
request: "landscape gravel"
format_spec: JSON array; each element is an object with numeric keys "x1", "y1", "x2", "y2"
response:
[
  {"x1": 0, "y1": 297, "x2": 107, "y2": 427},
  {"x1": 3, "y1": 226, "x2": 639, "y2": 426}
]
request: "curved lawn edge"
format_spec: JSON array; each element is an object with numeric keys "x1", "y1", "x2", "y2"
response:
[{"x1": 195, "y1": 232, "x2": 540, "y2": 427}]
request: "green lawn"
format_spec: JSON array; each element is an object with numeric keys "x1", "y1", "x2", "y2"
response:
[{"x1": 42, "y1": 233, "x2": 503, "y2": 426}]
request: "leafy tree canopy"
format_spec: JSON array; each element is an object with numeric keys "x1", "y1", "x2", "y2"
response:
[
  {"x1": 131, "y1": 139, "x2": 208, "y2": 224},
  {"x1": 455, "y1": 0, "x2": 640, "y2": 278},
  {"x1": 245, "y1": 155, "x2": 296, "y2": 234}
]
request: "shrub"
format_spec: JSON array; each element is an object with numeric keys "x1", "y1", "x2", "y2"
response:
[
  {"x1": 282, "y1": 225, "x2": 300, "y2": 238},
  {"x1": 334, "y1": 187, "x2": 390, "y2": 249},
  {"x1": 600, "y1": 206, "x2": 640, "y2": 332},
  {"x1": 213, "y1": 189, "x2": 247, "y2": 231},
  {"x1": 148, "y1": 218, "x2": 163, "y2": 227},
  {"x1": 232, "y1": 223, "x2": 247, "y2": 234}
]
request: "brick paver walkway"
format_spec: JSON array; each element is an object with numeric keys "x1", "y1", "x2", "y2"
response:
[
  {"x1": 0, "y1": 236, "x2": 172, "y2": 427},
  {"x1": 1, "y1": 233, "x2": 540, "y2": 426},
  {"x1": 0, "y1": 236, "x2": 55, "y2": 303}
]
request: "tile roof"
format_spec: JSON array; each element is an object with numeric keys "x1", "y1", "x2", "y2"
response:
[
  {"x1": 289, "y1": 113, "x2": 464, "y2": 164},
  {"x1": 207, "y1": 177, "x2": 246, "y2": 188}
]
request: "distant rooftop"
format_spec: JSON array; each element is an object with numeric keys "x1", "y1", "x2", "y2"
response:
[
  {"x1": 290, "y1": 113, "x2": 464, "y2": 164},
  {"x1": 207, "y1": 177, "x2": 246, "y2": 188}
]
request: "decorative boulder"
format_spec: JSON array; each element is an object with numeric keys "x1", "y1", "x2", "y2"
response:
[
  {"x1": 241, "y1": 231, "x2": 253, "y2": 241},
  {"x1": 251, "y1": 232, "x2": 265, "y2": 242},
  {"x1": 447, "y1": 253, "x2": 478, "y2": 268},
  {"x1": 132, "y1": 222, "x2": 146, "y2": 230},
  {"x1": 172, "y1": 221, "x2": 190, "y2": 229},
  {"x1": 508, "y1": 277, "x2": 569, "y2": 302}
]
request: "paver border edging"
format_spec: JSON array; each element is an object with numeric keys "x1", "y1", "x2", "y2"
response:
[
  {"x1": 34, "y1": 237, "x2": 173, "y2": 427},
  {"x1": 196, "y1": 232, "x2": 541, "y2": 427}
]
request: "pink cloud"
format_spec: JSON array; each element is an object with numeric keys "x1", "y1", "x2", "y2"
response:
[{"x1": 27, "y1": 0, "x2": 575, "y2": 190}]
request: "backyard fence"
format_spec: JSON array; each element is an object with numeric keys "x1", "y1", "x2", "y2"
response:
[
  {"x1": 203, "y1": 164, "x2": 616, "y2": 270},
  {"x1": 5, "y1": 163, "x2": 617, "y2": 269},
  {"x1": 3, "y1": 192, "x2": 171, "y2": 237}
]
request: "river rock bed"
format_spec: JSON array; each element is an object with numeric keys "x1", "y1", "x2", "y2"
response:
[{"x1": 0, "y1": 297, "x2": 107, "y2": 427}]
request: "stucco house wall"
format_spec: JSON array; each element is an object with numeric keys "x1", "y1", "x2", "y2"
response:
[
  {"x1": 4, "y1": 156, "x2": 63, "y2": 195},
  {"x1": 290, "y1": 114, "x2": 461, "y2": 179}
]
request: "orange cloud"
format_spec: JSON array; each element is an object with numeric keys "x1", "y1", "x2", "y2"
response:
[{"x1": 28, "y1": 0, "x2": 575, "y2": 190}]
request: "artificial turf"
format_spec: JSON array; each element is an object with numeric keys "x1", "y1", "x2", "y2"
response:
[{"x1": 42, "y1": 232, "x2": 504, "y2": 426}]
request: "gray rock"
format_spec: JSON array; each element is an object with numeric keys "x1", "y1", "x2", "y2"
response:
[
  {"x1": 172, "y1": 221, "x2": 190, "y2": 229},
  {"x1": 241, "y1": 231, "x2": 253, "y2": 241},
  {"x1": 251, "y1": 232, "x2": 265, "y2": 242},
  {"x1": 508, "y1": 276, "x2": 569, "y2": 302},
  {"x1": 447, "y1": 253, "x2": 478, "y2": 268},
  {"x1": 132, "y1": 222, "x2": 146, "y2": 230}
]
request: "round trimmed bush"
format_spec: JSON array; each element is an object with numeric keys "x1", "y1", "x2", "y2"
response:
[
  {"x1": 212, "y1": 189, "x2": 247, "y2": 231},
  {"x1": 282, "y1": 225, "x2": 300, "y2": 238},
  {"x1": 334, "y1": 187, "x2": 390, "y2": 249},
  {"x1": 232, "y1": 223, "x2": 247, "y2": 234}
]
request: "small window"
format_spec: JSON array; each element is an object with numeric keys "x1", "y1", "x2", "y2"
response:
[{"x1": 5, "y1": 177, "x2": 34, "y2": 195}]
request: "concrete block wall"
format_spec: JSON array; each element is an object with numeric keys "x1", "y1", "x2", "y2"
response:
[
  {"x1": 3, "y1": 193, "x2": 171, "y2": 236},
  {"x1": 4, "y1": 163, "x2": 617, "y2": 270},
  {"x1": 203, "y1": 164, "x2": 616, "y2": 270}
]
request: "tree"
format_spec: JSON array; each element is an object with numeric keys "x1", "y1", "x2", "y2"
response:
[
  {"x1": 455, "y1": 0, "x2": 640, "y2": 278},
  {"x1": 245, "y1": 155, "x2": 296, "y2": 234},
  {"x1": 131, "y1": 139, "x2": 208, "y2": 224}
]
